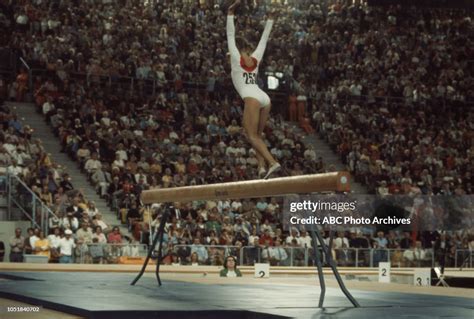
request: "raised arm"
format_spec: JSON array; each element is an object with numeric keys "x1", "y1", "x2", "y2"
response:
[
  {"x1": 227, "y1": 0, "x2": 241, "y2": 59},
  {"x1": 253, "y1": 18, "x2": 274, "y2": 62},
  {"x1": 227, "y1": 15, "x2": 240, "y2": 59}
]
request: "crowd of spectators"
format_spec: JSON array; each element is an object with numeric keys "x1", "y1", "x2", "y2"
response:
[
  {"x1": 5, "y1": 0, "x2": 472, "y2": 194},
  {"x1": 313, "y1": 96, "x2": 473, "y2": 196},
  {"x1": 0, "y1": 98, "x2": 139, "y2": 263},
  {"x1": 304, "y1": 3, "x2": 473, "y2": 196},
  {"x1": 2, "y1": 0, "x2": 329, "y2": 265},
  {"x1": 1, "y1": 0, "x2": 473, "y2": 266},
  {"x1": 27, "y1": 47, "x2": 326, "y2": 263}
]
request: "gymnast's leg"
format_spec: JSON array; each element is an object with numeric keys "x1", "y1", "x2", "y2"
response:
[
  {"x1": 256, "y1": 152, "x2": 266, "y2": 177},
  {"x1": 257, "y1": 103, "x2": 270, "y2": 137},
  {"x1": 243, "y1": 97, "x2": 278, "y2": 173},
  {"x1": 255, "y1": 104, "x2": 271, "y2": 176}
]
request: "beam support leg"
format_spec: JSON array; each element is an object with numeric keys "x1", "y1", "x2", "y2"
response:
[
  {"x1": 313, "y1": 227, "x2": 360, "y2": 307},
  {"x1": 131, "y1": 205, "x2": 171, "y2": 286},
  {"x1": 310, "y1": 231, "x2": 326, "y2": 308}
]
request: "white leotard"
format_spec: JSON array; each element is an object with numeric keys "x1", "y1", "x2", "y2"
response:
[{"x1": 227, "y1": 15, "x2": 273, "y2": 108}]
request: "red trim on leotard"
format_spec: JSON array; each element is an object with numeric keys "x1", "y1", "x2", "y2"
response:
[{"x1": 240, "y1": 57, "x2": 258, "y2": 72}]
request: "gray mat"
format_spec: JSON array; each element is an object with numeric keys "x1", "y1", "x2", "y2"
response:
[{"x1": 0, "y1": 272, "x2": 472, "y2": 318}]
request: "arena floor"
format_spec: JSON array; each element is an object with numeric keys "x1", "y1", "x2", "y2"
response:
[{"x1": 0, "y1": 265, "x2": 473, "y2": 319}]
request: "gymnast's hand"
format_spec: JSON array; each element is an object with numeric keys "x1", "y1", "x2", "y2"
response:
[{"x1": 228, "y1": 0, "x2": 240, "y2": 15}]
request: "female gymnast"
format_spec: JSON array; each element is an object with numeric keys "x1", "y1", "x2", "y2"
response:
[{"x1": 227, "y1": 0, "x2": 281, "y2": 179}]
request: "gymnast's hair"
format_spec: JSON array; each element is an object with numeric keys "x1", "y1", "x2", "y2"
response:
[{"x1": 235, "y1": 36, "x2": 253, "y2": 53}]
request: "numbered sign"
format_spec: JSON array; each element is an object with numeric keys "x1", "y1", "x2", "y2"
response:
[
  {"x1": 378, "y1": 262, "x2": 391, "y2": 283},
  {"x1": 254, "y1": 263, "x2": 270, "y2": 278},
  {"x1": 414, "y1": 268, "x2": 431, "y2": 286}
]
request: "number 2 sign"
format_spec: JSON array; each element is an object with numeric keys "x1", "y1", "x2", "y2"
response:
[
  {"x1": 255, "y1": 263, "x2": 270, "y2": 278},
  {"x1": 379, "y1": 262, "x2": 391, "y2": 283}
]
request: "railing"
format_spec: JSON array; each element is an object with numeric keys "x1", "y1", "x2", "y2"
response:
[
  {"x1": 172, "y1": 244, "x2": 239, "y2": 266},
  {"x1": 6, "y1": 173, "x2": 58, "y2": 234},
  {"x1": 0, "y1": 174, "x2": 6, "y2": 194},
  {"x1": 78, "y1": 243, "x2": 148, "y2": 264},
  {"x1": 30, "y1": 68, "x2": 212, "y2": 97},
  {"x1": 241, "y1": 246, "x2": 311, "y2": 267},
  {"x1": 19, "y1": 57, "x2": 33, "y2": 98},
  {"x1": 241, "y1": 247, "x2": 436, "y2": 268},
  {"x1": 313, "y1": 91, "x2": 474, "y2": 109},
  {"x1": 22, "y1": 240, "x2": 471, "y2": 268},
  {"x1": 30, "y1": 66, "x2": 473, "y2": 108},
  {"x1": 123, "y1": 244, "x2": 446, "y2": 268},
  {"x1": 455, "y1": 249, "x2": 473, "y2": 269}
]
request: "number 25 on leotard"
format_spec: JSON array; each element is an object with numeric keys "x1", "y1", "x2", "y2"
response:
[{"x1": 243, "y1": 72, "x2": 256, "y2": 84}]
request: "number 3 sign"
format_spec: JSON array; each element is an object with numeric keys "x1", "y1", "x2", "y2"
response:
[{"x1": 414, "y1": 269, "x2": 431, "y2": 286}]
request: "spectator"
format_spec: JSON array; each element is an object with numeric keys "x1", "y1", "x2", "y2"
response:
[
  {"x1": 374, "y1": 231, "x2": 388, "y2": 248},
  {"x1": 390, "y1": 243, "x2": 404, "y2": 268},
  {"x1": 47, "y1": 228, "x2": 61, "y2": 260},
  {"x1": 245, "y1": 236, "x2": 261, "y2": 265},
  {"x1": 176, "y1": 238, "x2": 191, "y2": 263},
  {"x1": 208, "y1": 239, "x2": 224, "y2": 266},
  {"x1": 9, "y1": 228, "x2": 24, "y2": 262},
  {"x1": 62, "y1": 210, "x2": 79, "y2": 232},
  {"x1": 58, "y1": 229, "x2": 75, "y2": 263},
  {"x1": 40, "y1": 185, "x2": 53, "y2": 206},
  {"x1": 92, "y1": 213, "x2": 109, "y2": 233},
  {"x1": 434, "y1": 233, "x2": 452, "y2": 268},
  {"x1": 42, "y1": 96, "x2": 55, "y2": 121},
  {"x1": 289, "y1": 239, "x2": 305, "y2": 266},
  {"x1": 403, "y1": 241, "x2": 427, "y2": 267},
  {"x1": 91, "y1": 166, "x2": 111, "y2": 198},
  {"x1": 285, "y1": 228, "x2": 300, "y2": 246},
  {"x1": 220, "y1": 256, "x2": 242, "y2": 277},
  {"x1": 264, "y1": 238, "x2": 288, "y2": 266},
  {"x1": 7, "y1": 159, "x2": 22, "y2": 176},
  {"x1": 107, "y1": 227, "x2": 123, "y2": 244},
  {"x1": 29, "y1": 228, "x2": 40, "y2": 251},
  {"x1": 127, "y1": 202, "x2": 142, "y2": 232},
  {"x1": 190, "y1": 238, "x2": 208, "y2": 265},
  {"x1": 189, "y1": 252, "x2": 200, "y2": 266},
  {"x1": 170, "y1": 254, "x2": 181, "y2": 266},
  {"x1": 84, "y1": 152, "x2": 102, "y2": 176},
  {"x1": 23, "y1": 227, "x2": 34, "y2": 255},
  {"x1": 76, "y1": 222, "x2": 93, "y2": 245},
  {"x1": 89, "y1": 237, "x2": 105, "y2": 264},
  {"x1": 76, "y1": 143, "x2": 91, "y2": 165},
  {"x1": 399, "y1": 232, "x2": 413, "y2": 249},
  {"x1": 92, "y1": 226, "x2": 107, "y2": 245},
  {"x1": 259, "y1": 228, "x2": 274, "y2": 246},
  {"x1": 299, "y1": 230, "x2": 312, "y2": 249},
  {"x1": 49, "y1": 209, "x2": 63, "y2": 231},
  {"x1": 121, "y1": 236, "x2": 139, "y2": 257},
  {"x1": 85, "y1": 201, "x2": 99, "y2": 218},
  {"x1": 386, "y1": 231, "x2": 400, "y2": 249},
  {"x1": 33, "y1": 231, "x2": 50, "y2": 259},
  {"x1": 59, "y1": 174, "x2": 74, "y2": 192}
]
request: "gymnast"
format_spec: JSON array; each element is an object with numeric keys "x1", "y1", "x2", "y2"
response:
[{"x1": 227, "y1": 0, "x2": 281, "y2": 179}]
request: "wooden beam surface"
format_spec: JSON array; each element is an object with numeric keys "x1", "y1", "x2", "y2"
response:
[{"x1": 141, "y1": 172, "x2": 350, "y2": 204}]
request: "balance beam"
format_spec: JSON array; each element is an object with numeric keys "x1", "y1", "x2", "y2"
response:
[{"x1": 141, "y1": 172, "x2": 350, "y2": 204}]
